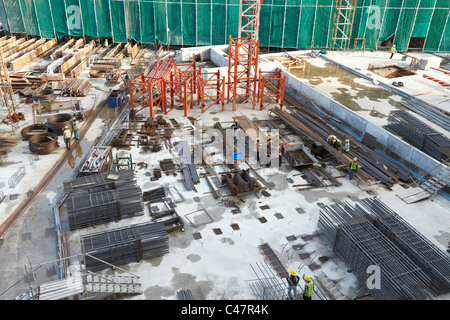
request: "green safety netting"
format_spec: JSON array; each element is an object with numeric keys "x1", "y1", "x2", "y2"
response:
[{"x1": 0, "y1": 0, "x2": 449, "y2": 51}]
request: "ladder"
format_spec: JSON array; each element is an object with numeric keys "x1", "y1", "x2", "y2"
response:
[
  {"x1": 419, "y1": 165, "x2": 450, "y2": 199},
  {"x1": 84, "y1": 272, "x2": 142, "y2": 295},
  {"x1": 0, "y1": 50, "x2": 18, "y2": 132}
]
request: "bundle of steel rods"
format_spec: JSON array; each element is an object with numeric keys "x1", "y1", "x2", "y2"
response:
[
  {"x1": 61, "y1": 78, "x2": 92, "y2": 97},
  {"x1": 386, "y1": 110, "x2": 450, "y2": 161},
  {"x1": 63, "y1": 170, "x2": 135, "y2": 193},
  {"x1": 142, "y1": 187, "x2": 167, "y2": 202},
  {"x1": 81, "y1": 221, "x2": 169, "y2": 271},
  {"x1": 28, "y1": 132, "x2": 59, "y2": 155},
  {"x1": 46, "y1": 113, "x2": 73, "y2": 135},
  {"x1": 317, "y1": 201, "x2": 431, "y2": 300},
  {"x1": 400, "y1": 100, "x2": 450, "y2": 132},
  {"x1": 64, "y1": 171, "x2": 143, "y2": 230},
  {"x1": 357, "y1": 198, "x2": 450, "y2": 296}
]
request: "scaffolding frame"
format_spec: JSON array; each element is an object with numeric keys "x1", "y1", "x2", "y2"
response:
[
  {"x1": 330, "y1": 0, "x2": 358, "y2": 51},
  {"x1": 198, "y1": 70, "x2": 226, "y2": 113},
  {"x1": 0, "y1": 50, "x2": 18, "y2": 132},
  {"x1": 257, "y1": 69, "x2": 285, "y2": 111}
]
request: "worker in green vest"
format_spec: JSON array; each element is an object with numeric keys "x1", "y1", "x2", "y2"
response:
[
  {"x1": 390, "y1": 44, "x2": 396, "y2": 59},
  {"x1": 333, "y1": 138, "x2": 342, "y2": 150},
  {"x1": 349, "y1": 157, "x2": 358, "y2": 180},
  {"x1": 72, "y1": 117, "x2": 79, "y2": 140},
  {"x1": 344, "y1": 139, "x2": 350, "y2": 153},
  {"x1": 63, "y1": 126, "x2": 72, "y2": 149},
  {"x1": 231, "y1": 119, "x2": 239, "y2": 130},
  {"x1": 303, "y1": 275, "x2": 314, "y2": 300}
]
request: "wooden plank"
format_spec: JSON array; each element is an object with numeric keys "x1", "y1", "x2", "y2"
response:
[
  {"x1": 61, "y1": 41, "x2": 95, "y2": 74},
  {"x1": 106, "y1": 43, "x2": 123, "y2": 57},
  {"x1": 9, "y1": 39, "x2": 54, "y2": 71},
  {"x1": 0, "y1": 36, "x2": 17, "y2": 48},
  {"x1": 2, "y1": 38, "x2": 37, "y2": 60},
  {"x1": 1, "y1": 37, "x2": 26, "y2": 53},
  {"x1": 50, "y1": 38, "x2": 75, "y2": 60},
  {"x1": 70, "y1": 46, "x2": 100, "y2": 78}
]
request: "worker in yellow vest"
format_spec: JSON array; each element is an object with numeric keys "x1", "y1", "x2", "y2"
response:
[
  {"x1": 303, "y1": 275, "x2": 314, "y2": 300},
  {"x1": 63, "y1": 126, "x2": 72, "y2": 149},
  {"x1": 344, "y1": 139, "x2": 350, "y2": 153},
  {"x1": 286, "y1": 270, "x2": 300, "y2": 300},
  {"x1": 349, "y1": 157, "x2": 358, "y2": 180}
]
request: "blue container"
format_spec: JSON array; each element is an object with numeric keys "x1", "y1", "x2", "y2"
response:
[{"x1": 107, "y1": 90, "x2": 126, "y2": 109}]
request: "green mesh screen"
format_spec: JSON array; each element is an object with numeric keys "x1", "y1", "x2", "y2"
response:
[{"x1": 0, "y1": 0, "x2": 449, "y2": 52}]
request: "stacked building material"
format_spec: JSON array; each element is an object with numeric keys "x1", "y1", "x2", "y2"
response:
[
  {"x1": 64, "y1": 171, "x2": 143, "y2": 230},
  {"x1": 386, "y1": 110, "x2": 450, "y2": 161},
  {"x1": 357, "y1": 198, "x2": 450, "y2": 296},
  {"x1": 81, "y1": 221, "x2": 169, "y2": 271},
  {"x1": 79, "y1": 146, "x2": 113, "y2": 176},
  {"x1": 317, "y1": 201, "x2": 431, "y2": 300},
  {"x1": 61, "y1": 79, "x2": 92, "y2": 97}
]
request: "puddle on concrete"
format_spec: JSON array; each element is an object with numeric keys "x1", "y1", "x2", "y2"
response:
[
  {"x1": 98, "y1": 103, "x2": 119, "y2": 119},
  {"x1": 290, "y1": 60, "x2": 408, "y2": 112}
]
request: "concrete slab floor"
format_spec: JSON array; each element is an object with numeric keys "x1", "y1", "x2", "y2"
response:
[{"x1": 0, "y1": 47, "x2": 449, "y2": 301}]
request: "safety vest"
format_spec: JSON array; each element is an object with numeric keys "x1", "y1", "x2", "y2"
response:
[
  {"x1": 63, "y1": 129, "x2": 71, "y2": 139},
  {"x1": 304, "y1": 282, "x2": 314, "y2": 297},
  {"x1": 288, "y1": 275, "x2": 299, "y2": 286},
  {"x1": 350, "y1": 161, "x2": 358, "y2": 170},
  {"x1": 391, "y1": 46, "x2": 396, "y2": 53},
  {"x1": 344, "y1": 142, "x2": 350, "y2": 152},
  {"x1": 72, "y1": 121, "x2": 79, "y2": 131},
  {"x1": 279, "y1": 141, "x2": 289, "y2": 152}
]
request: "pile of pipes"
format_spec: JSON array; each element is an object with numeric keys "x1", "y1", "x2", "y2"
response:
[
  {"x1": 63, "y1": 170, "x2": 143, "y2": 230},
  {"x1": 79, "y1": 146, "x2": 112, "y2": 176},
  {"x1": 386, "y1": 110, "x2": 450, "y2": 161},
  {"x1": 61, "y1": 78, "x2": 92, "y2": 97},
  {"x1": 81, "y1": 221, "x2": 169, "y2": 271},
  {"x1": 271, "y1": 106, "x2": 413, "y2": 187},
  {"x1": 316, "y1": 198, "x2": 450, "y2": 299}
]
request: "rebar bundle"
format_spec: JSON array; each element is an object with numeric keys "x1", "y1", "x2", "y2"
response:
[
  {"x1": 387, "y1": 110, "x2": 450, "y2": 161},
  {"x1": 81, "y1": 221, "x2": 169, "y2": 271},
  {"x1": 248, "y1": 261, "x2": 289, "y2": 300},
  {"x1": 357, "y1": 198, "x2": 450, "y2": 296},
  {"x1": 142, "y1": 187, "x2": 167, "y2": 202},
  {"x1": 46, "y1": 113, "x2": 73, "y2": 135},
  {"x1": 28, "y1": 132, "x2": 59, "y2": 154},
  {"x1": 20, "y1": 123, "x2": 47, "y2": 140},
  {"x1": 317, "y1": 201, "x2": 431, "y2": 300},
  {"x1": 64, "y1": 171, "x2": 143, "y2": 230}
]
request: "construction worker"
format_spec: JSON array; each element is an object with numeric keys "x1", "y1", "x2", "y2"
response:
[
  {"x1": 63, "y1": 126, "x2": 72, "y2": 149},
  {"x1": 254, "y1": 137, "x2": 260, "y2": 162},
  {"x1": 231, "y1": 119, "x2": 239, "y2": 130},
  {"x1": 72, "y1": 117, "x2": 79, "y2": 140},
  {"x1": 333, "y1": 138, "x2": 342, "y2": 150},
  {"x1": 279, "y1": 140, "x2": 289, "y2": 167},
  {"x1": 326, "y1": 134, "x2": 336, "y2": 145},
  {"x1": 104, "y1": 38, "x2": 109, "y2": 47},
  {"x1": 349, "y1": 157, "x2": 358, "y2": 180},
  {"x1": 343, "y1": 139, "x2": 350, "y2": 153},
  {"x1": 303, "y1": 275, "x2": 314, "y2": 300},
  {"x1": 390, "y1": 44, "x2": 396, "y2": 59},
  {"x1": 286, "y1": 270, "x2": 300, "y2": 300}
]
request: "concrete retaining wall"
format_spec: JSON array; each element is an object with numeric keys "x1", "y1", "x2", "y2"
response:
[{"x1": 282, "y1": 69, "x2": 444, "y2": 175}]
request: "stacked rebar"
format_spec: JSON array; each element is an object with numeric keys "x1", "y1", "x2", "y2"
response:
[
  {"x1": 317, "y1": 201, "x2": 431, "y2": 300},
  {"x1": 81, "y1": 221, "x2": 169, "y2": 271},
  {"x1": 46, "y1": 113, "x2": 73, "y2": 135},
  {"x1": 64, "y1": 171, "x2": 143, "y2": 230},
  {"x1": 28, "y1": 132, "x2": 59, "y2": 154},
  {"x1": 142, "y1": 187, "x2": 167, "y2": 202},
  {"x1": 357, "y1": 198, "x2": 450, "y2": 296},
  {"x1": 387, "y1": 110, "x2": 450, "y2": 161}
]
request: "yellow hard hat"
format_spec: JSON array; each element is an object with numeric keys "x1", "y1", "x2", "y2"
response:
[
  {"x1": 353, "y1": 157, "x2": 357, "y2": 162},
  {"x1": 290, "y1": 270, "x2": 296, "y2": 276},
  {"x1": 304, "y1": 275, "x2": 311, "y2": 282},
  {"x1": 345, "y1": 139, "x2": 349, "y2": 142},
  {"x1": 268, "y1": 136, "x2": 271, "y2": 140},
  {"x1": 235, "y1": 119, "x2": 239, "y2": 122},
  {"x1": 65, "y1": 126, "x2": 68, "y2": 129},
  {"x1": 256, "y1": 137, "x2": 260, "y2": 141},
  {"x1": 332, "y1": 139, "x2": 336, "y2": 143},
  {"x1": 329, "y1": 135, "x2": 332, "y2": 139},
  {"x1": 275, "y1": 133, "x2": 279, "y2": 136},
  {"x1": 73, "y1": 117, "x2": 76, "y2": 120}
]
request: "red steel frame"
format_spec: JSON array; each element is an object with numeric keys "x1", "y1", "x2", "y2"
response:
[
  {"x1": 257, "y1": 70, "x2": 286, "y2": 110},
  {"x1": 227, "y1": 36, "x2": 259, "y2": 111},
  {"x1": 198, "y1": 70, "x2": 226, "y2": 113},
  {"x1": 164, "y1": 70, "x2": 194, "y2": 117}
]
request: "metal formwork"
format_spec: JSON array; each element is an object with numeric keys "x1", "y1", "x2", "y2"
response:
[{"x1": 317, "y1": 201, "x2": 431, "y2": 300}]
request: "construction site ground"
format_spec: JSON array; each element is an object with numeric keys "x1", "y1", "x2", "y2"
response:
[{"x1": 0, "y1": 46, "x2": 449, "y2": 301}]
